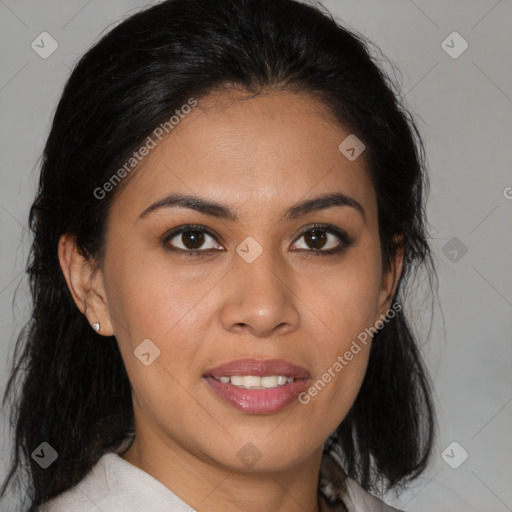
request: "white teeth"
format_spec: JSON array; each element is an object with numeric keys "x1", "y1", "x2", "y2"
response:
[
  {"x1": 230, "y1": 376, "x2": 244, "y2": 386},
  {"x1": 214, "y1": 375, "x2": 294, "y2": 389},
  {"x1": 244, "y1": 375, "x2": 261, "y2": 388},
  {"x1": 261, "y1": 376, "x2": 278, "y2": 388}
]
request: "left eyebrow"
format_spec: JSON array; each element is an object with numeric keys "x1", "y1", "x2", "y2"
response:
[
  {"x1": 138, "y1": 192, "x2": 366, "y2": 224},
  {"x1": 283, "y1": 192, "x2": 366, "y2": 223}
]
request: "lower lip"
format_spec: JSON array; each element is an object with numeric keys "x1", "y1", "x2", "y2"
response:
[{"x1": 205, "y1": 377, "x2": 309, "y2": 414}]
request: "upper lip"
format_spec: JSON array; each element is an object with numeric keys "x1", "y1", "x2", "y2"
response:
[{"x1": 205, "y1": 358, "x2": 310, "y2": 379}]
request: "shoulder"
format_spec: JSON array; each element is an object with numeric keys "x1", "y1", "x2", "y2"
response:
[
  {"x1": 318, "y1": 450, "x2": 405, "y2": 512},
  {"x1": 38, "y1": 452, "x2": 191, "y2": 512},
  {"x1": 344, "y1": 477, "x2": 405, "y2": 512},
  {"x1": 38, "y1": 454, "x2": 111, "y2": 512}
]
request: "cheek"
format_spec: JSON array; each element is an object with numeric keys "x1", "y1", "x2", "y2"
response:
[
  {"x1": 103, "y1": 236, "x2": 208, "y2": 343},
  {"x1": 297, "y1": 247, "x2": 381, "y2": 420},
  {"x1": 300, "y1": 321, "x2": 372, "y2": 431},
  {"x1": 312, "y1": 247, "x2": 383, "y2": 342},
  {"x1": 102, "y1": 243, "x2": 216, "y2": 411}
]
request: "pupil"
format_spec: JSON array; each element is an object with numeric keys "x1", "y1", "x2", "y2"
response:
[
  {"x1": 183, "y1": 230, "x2": 204, "y2": 249},
  {"x1": 306, "y1": 229, "x2": 326, "y2": 250}
]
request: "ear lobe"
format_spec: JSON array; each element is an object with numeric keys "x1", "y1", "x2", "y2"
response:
[
  {"x1": 58, "y1": 234, "x2": 114, "y2": 336},
  {"x1": 376, "y1": 234, "x2": 404, "y2": 318}
]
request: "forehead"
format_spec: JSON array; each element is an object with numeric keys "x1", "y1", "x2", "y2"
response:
[{"x1": 110, "y1": 90, "x2": 377, "y2": 225}]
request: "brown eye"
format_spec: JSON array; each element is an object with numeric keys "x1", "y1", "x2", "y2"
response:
[
  {"x1": 178, "y1": 229, "x2": 205, "y2": 250},
  {"x1": 163, "y1": 225, "x2": 223, "y2": 253},
  {"x1": 303, "y1": 228, "x2": 328, "y2": 250},
  {"x1": 291, "y1": 224, "x2": 354, "y2": 255}
]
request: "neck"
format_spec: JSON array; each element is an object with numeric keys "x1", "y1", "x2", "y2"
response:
[{"x1": 121, "y1": 426, "x2": 324, "y2": 512}]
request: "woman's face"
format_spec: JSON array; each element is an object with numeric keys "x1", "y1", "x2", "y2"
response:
[{"x1": 86, "y1": 90, "x2": 401, "y2": 472}]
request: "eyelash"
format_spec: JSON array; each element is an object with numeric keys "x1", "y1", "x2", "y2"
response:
[{"x1": 161, "y1": 223, "x2": 354, "y2": 258}]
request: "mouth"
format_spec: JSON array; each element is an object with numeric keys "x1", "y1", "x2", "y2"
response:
[{"x1": 203, "y1": 358, "x2": 310, "y2": 414}]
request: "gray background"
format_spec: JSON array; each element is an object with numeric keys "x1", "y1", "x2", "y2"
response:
[{"x1": 0, "y1": 1, "x2": 511, "y2": 511}]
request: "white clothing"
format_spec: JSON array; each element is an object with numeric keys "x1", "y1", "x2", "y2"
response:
[{"x1": 39, "y1": 438, "x2": 403, "y2": 512}]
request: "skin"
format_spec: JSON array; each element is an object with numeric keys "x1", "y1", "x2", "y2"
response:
[{"x1": 59, "y1": 89, "x2": 403, "y2": 512}]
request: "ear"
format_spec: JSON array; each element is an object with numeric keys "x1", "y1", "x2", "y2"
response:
[
  {"x1": 58, "y1": 234, "x2": 114, "y2": 336},
  {"x1": 375, "y1": 234, "x2": 404, "y2": 320}
]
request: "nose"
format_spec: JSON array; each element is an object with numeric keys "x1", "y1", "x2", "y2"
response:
[{"x1": 219, "y1": 247, "x2": 300, "y2": 339}]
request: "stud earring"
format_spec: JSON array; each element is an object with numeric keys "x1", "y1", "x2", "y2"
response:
[{"x1": 92, "y1": 322, "x2": 100, "y2": 333}]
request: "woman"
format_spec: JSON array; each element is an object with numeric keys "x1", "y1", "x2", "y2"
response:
[{"x1": 0, "y1": 0, "x2": 437, "y2": 510}]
